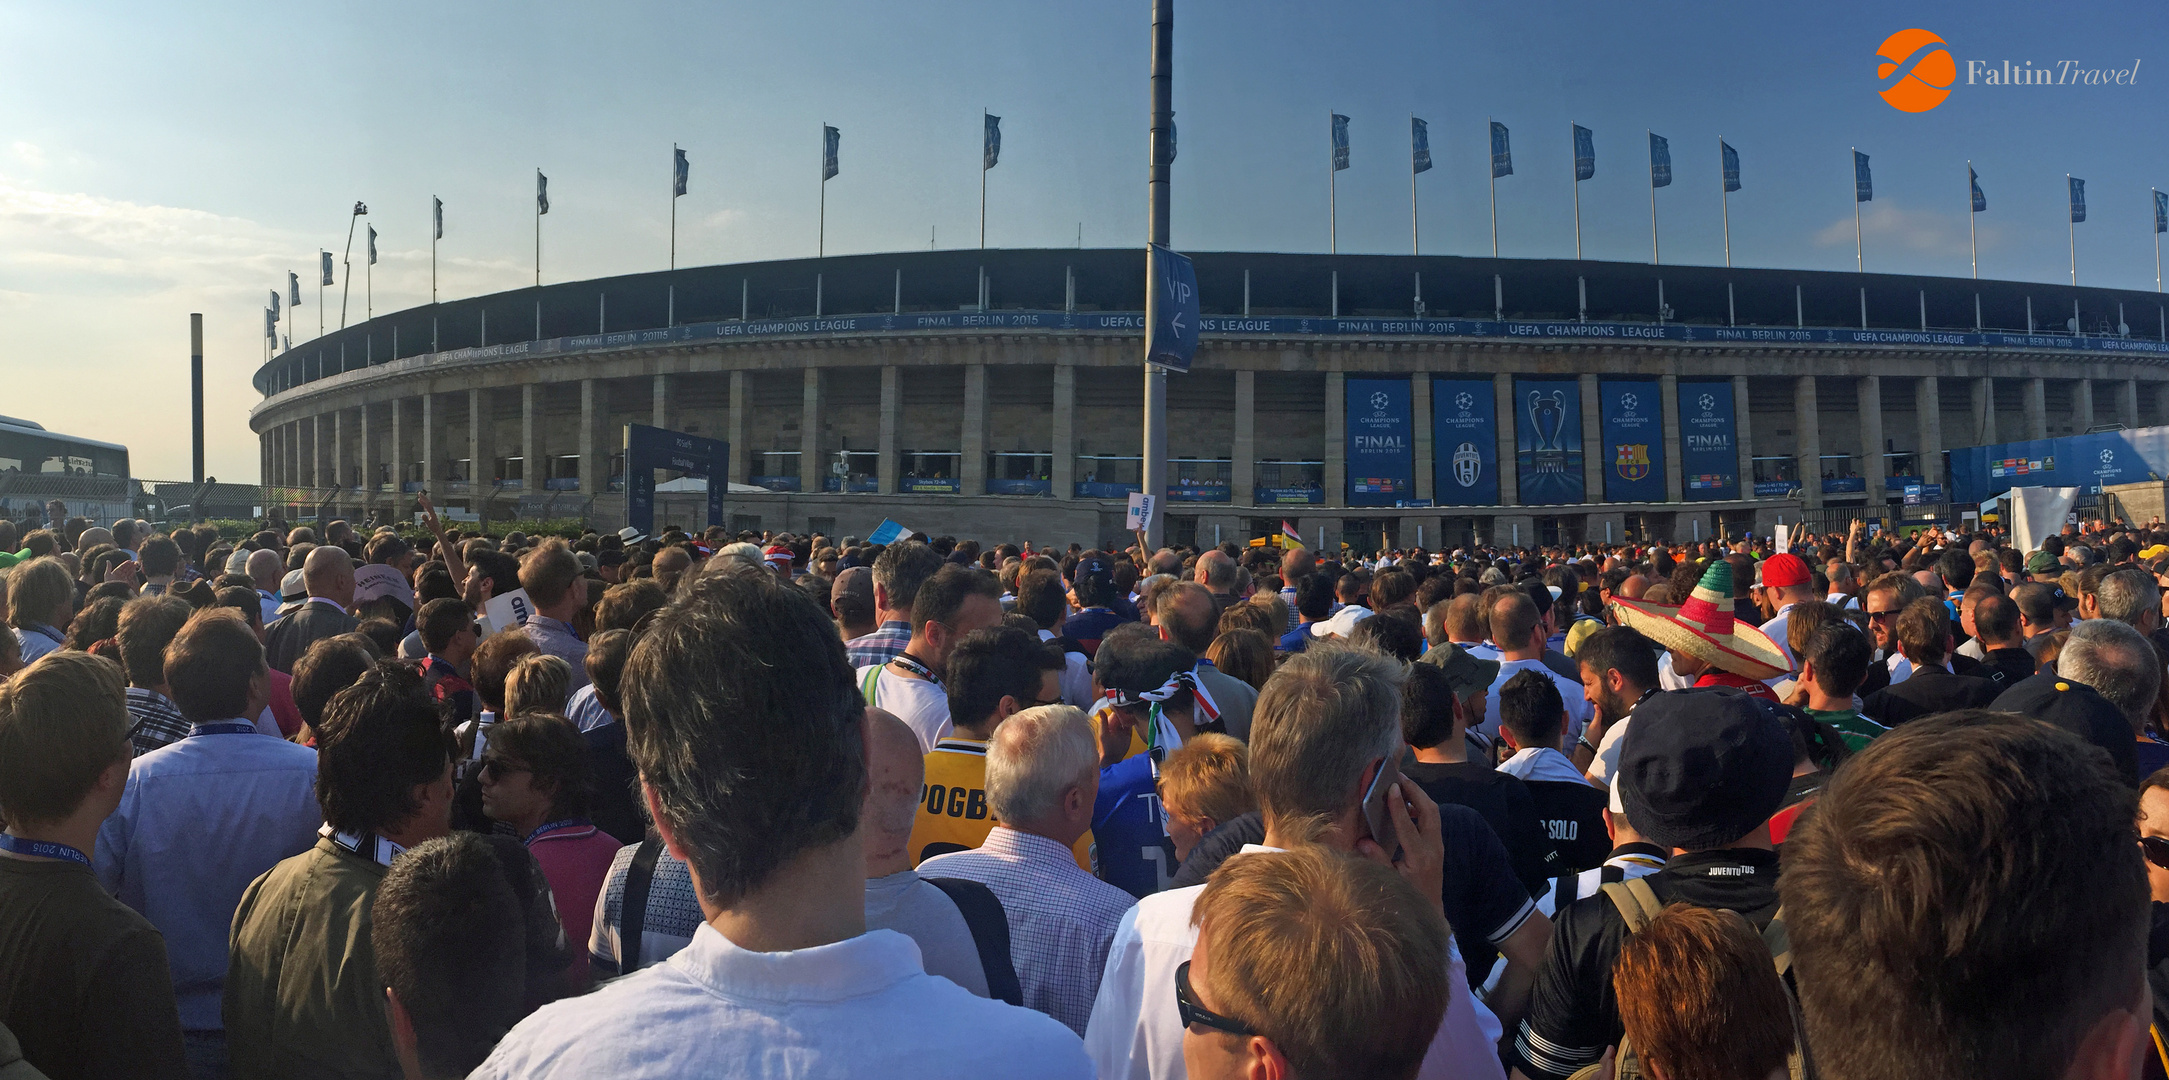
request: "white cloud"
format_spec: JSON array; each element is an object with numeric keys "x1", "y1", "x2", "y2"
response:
[
  {"x1": 1811, "y1": 200, "x2": 2001, "y2": 258},
  {"x1": 10, "y1": 142, "x2": 45, "y2": 169}
]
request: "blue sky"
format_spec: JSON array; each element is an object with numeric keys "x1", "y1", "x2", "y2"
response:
[{"x1": 0, "y1": 0, "x2": 2162, "y2": 481}]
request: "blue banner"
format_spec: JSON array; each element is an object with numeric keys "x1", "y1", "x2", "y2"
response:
[
  {"x1": 1573, "y1": 124, "x2": 1594, "y2": 181},
  {"x1": 1166, "y1": 483, "x2": 1231, "y2": 503},
  {"x1": 1490, "y1": 121, "x2": 1512, "y2": 178},
  {"x1": 1600, "y1": 379, "x2": 1666, "y2": 502},
  {"x1": 1971, "y1": 166, "x2": 1987, "y2": 213},
  {"x1": 1411, "y1": 117, "x2": 1432, "y2": 174},
  {"x1": 1649, "y1": 133, "x2": 1671, "y2": 188},
  {"x1": 822, "y1": 126, "x2": 840, "y2": 181},
  {"x1": 1721, "y1": 140, "x2": 1740, "y2": 193},
  {"x1": 2070, "y1": 176, "x2": 2086, "y2": 223},
  {"x1": 2157, "y1": 189, "x2": 2167, "y2": 234},
  {"x1": 1075, "y1": 481, "x2": 1142, "y2": 499},
  {"x1": 1755, "y1": 480, "x2": 1795, "y2": 497},
  {"x1": 1514, "y1": 378, "x2": 1584, "y2": 505},
  {"x1": 984, "y1": 114, "x2": 1001, "y2": 170},
  {"x1": 1822, "y1": 476, "x2": 1866, "y2": 494},
  {"x1": 1677, "y1": 380, "x2": 1738, "y2": 501},
  {"x1": 1331, "y1": 114, "x2": 1350, "y2": 171},
  {"x1": 1431, "y1": 378, "x2": 1499, "y2": 506},
  {"x1": 1347, "y1": 377, "x2": 1413, "y2": 506},
  {"x1": 1255, "y1": 485, "x2": 1324, "y2": 505},
  {"x1": 1950, "y1": 424, "x2": 2169, "y2": 505},
  {"x1": 986, "y1": 478, "x2": 1051, "y2": 496},
  {"x1": 1854, "y1": 150, "x2": 1872, "y2": 202}
]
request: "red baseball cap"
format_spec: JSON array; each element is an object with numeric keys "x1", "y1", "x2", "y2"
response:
[{"x1": 1758, "y1": 553, "x2": 1810, "y2": 589}]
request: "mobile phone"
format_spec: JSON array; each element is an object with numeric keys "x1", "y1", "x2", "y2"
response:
[{"x1": 1360, "y1": 755, "x2": 1402, "y2": 860}]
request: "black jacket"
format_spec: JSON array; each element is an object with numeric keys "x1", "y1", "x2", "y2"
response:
[
  {"x1": 1861, "y1": 666, "x2": 2000, "y2": 725},
  {"x1": 264, "y1": 602, "x2": 359, "y2": 674}
]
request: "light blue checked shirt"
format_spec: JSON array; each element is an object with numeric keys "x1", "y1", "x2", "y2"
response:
[{"x1": 845, "y1": 619, "x2": 913, "y2": 670}]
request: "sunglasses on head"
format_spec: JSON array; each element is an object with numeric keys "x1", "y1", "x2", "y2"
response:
[
  {"x1": 1175, "y1": 961, "x2": 1256, "y2": 1038},
  {"x1": 2143, "y1": 835, "x2": 2169, "y2": 871}
]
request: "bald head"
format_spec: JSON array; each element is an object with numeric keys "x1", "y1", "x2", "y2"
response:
[
  {"x1": 74, "y1": 526, "x2": 112, "y2": 553},
  {"x1": 1281, "y1": 545, "x2": 1311, "y2": 580},
  {"x1": 1195, "y1": 550, "x2": 1237, "y2": 593},
  {"x1": 1912, "y1": 569, "x2": 1943, "y2": 594},
  {"x1": 1155, "y1": 581, "x2": 1220, "y2": 656},
  {"x1": 1618, "y1": 574, "x2": 1649, "y2": 600},
  {"x1": 301, "y1": 545, "x2": 355, "y2": 609},
  {"x1": 861, "y1": 707, "x2": 925, "y2": 878},
  {"x1": 246, "y1": 548, "x2": 284, "y2": 594}
]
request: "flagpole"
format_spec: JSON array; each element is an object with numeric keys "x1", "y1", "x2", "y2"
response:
[
  {"x1": 1719, "y1": 136, "x2": 1731, "y2": 268},
  {"x1": 1648, "y1": 130, "x2": 1659, "y2": 265},
  {"x1": 1968, "y1": 163, "x2": 1978, "y2": 279},
  {"x1": 819, "y1": 125, "x2": 827, "y2": 259},
  {"x1": 365, "y1": 240, "x2": 371, "y2": 320},
  {"x1": 1411, "y1": 113, "x2": 1420, "y2": 257},
  {"x1": 318, "y1": 253, "x2": 324, "y2": 340},
  {"x1": 1487, "y1": 117, "x2": 1499, "y2": 258},
  {"x1": 671, "y1": 144, "x2": 679, "y2": 272},
  {"x1": 1329, "y1": 110, "x2": 1338, "y2": 255},
  {"x1": 1571, "y1": 122, "x2": 1582, "y2": 261},
  {"x1": 1852, "y1": 148, "x2": 1863, "y2": 272},
  {"x1": 431, "y1": 196, "x2": 438, "y2": 304},
  {"x1": 979, "y1": 110, "x2": 988, "y2": 251},
  {"x1": 339, "y1": 208, "x2": 359, "y2": 330},
  {"x1": 2156, "y1": 189, "x2": 2163, "y2": 293},
  {"x1": 2069, "y1": 175, "x2": 2078, "y2": 287},
  {"x1": 535, "y1": 169, "x2": 542, "y2": 287}
]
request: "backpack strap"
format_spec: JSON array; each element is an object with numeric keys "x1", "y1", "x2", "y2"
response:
[
  {"x1": 925, "y1": 876, "x2": 1024, "y2": 1006},
  {"x1": 617, "y1": 836, "x2": 664, "y2": 976},
  {"x1": 1763, "y1": 905, "x2": 1794, "y2": 978},
  {"x1": 861, "y1": 665, "x2": 883, "y2": 707},
  {"x1": 1600, "y1": 877, "x2": 1666, "y2": 933}
]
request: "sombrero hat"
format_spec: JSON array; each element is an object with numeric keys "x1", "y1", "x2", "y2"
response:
[{"x1": 1609, "y1": 560, "x2": 1789, "y2": 680}]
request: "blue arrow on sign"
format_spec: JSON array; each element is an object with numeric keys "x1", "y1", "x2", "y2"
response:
[{"x1": 1147, "y1": 243, "x2": 1200, "y2": 372}]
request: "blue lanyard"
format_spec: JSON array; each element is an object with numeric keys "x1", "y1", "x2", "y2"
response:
[
  {"x1": 0, "y1": 832, "x2": 89, "y2": 866},
  {"x1": 189, "y1": 722, "x2": 258, "y2": 737},
  {"x1": 526, "y1": 818, "x2": 589, "y2": 844}
]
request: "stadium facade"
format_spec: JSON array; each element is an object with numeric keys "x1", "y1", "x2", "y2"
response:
[{"x1": 250, "y1": 248, "x2": 2169, "y2": 550}]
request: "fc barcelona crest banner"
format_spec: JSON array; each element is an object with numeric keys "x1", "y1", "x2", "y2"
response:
[
  {"x1": 1431, "y1": 378, "x2": 1498, "y2": 507},
  {"x1": 1514, "y1": 377, "x2": 1585, "y2": 505},
  {"x1": 1600, "y1": 379, "x2": 1665, "y2": 503},
  {"x1": 1677, "y1": 379, "x2": 1738, "y2": 501}
]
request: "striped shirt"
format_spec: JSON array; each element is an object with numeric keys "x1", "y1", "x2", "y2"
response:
[
  {"x1": 919, "y1": 826, "x2": 1137, "y2": 1036},
  {"x1": 845, "y1": 620, "x2": 913, "y2": 669},
  {"x1": 125, "y1": 687, "x2": 191, "y2": 758}
]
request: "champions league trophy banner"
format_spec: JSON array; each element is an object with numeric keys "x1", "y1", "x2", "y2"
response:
[{"x1": 1515, "y1": 378, "x2": 1585, "y2": 505}]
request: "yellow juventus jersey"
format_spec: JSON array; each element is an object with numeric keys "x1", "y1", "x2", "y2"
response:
[{"x1": 910, "y1": 738, "x2": 1095, "y2": 872}]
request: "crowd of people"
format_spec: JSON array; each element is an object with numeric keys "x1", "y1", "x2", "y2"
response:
[{"x1": 0, "y1": 500, "x2": 2166, "y2": 1079}]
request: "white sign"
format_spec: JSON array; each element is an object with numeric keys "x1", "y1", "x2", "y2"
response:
[
  {"x1": 481, "y1": 588, "x2": 534, "y2": 637},
  {"x1": 1125, "y1": 492, "x2": 1156, "y2": 533},
  {"x1": 1773, "y1": 524, "x2": 1790, "y2": 553}
]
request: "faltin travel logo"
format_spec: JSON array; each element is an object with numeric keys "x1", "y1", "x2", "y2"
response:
[
  {"x1": 1875, "y1": 29, "x2": 2144, "y2": 112},
  {"x1": 1876, "y1": 29, "x2": 1956, "y2": 112}
]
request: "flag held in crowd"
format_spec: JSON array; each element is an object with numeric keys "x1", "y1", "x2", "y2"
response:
[
  {"x1": 536, "y1": 171, "x2": 550, "y2": 214},
  {"x1": 319, "y1": 251, "x2": 333, "y2": 286},
  {"x1": 1573, "y1": 124, "x2": 1595, "y2": 182},
  {"x1": 823, "y1": 125, "x2": 840, "y2": 181},
  {"x1": 1971, "y1": 167, "x2": 1987, "y2": 213},
  {"x1": 1411, "y1": 117, "x2": 1432, "y2": 174},
  {"x1": 983, "y1": 114, "x2": 1001, "y2": 170},
  {"x1": 1331, "y1": 114, "x2": 1350, "y2": 172},
  {"x1": 433, "y1": 196, "x2": 444, "y2": 239},
  {"x1": 674, "y1": 147, "x2": 689, "y2": 197},
  {"x1": 1720, "y1": 140, "x2": 1741, "y2": 193},
  {"x1": 2069, "y1": 176, "x2": 2087, "y2": 223},
  {"x1": 1281, "y1": 520, "x2": 1303, "y2": 544},
  {"x1": 868, "y1": 519, "x2": 909, "y2": 545},
  {"x1": 1854, "y1": 150, "x2": 1873, "y2": 202},
  {"x1": 1648, "y1": 132, "x2": 1671, "y2": 188},
  {"x1": 1489, "y1": 121, "x2": 1512, "y2": 178}
]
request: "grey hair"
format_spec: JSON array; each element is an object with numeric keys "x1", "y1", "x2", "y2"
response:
[
  {"x1": 2060, "y1": 618, "x2": 2162, "y2": 730},
  {"x1": 985, "y1": 705, "x2": 1099, "y2": 827},
  {"x1": 1249, "y1": 642, "x2": 1408, "y2": 826},
  {"x1": 2093, "y1": 568, "x2": 2160, "y2": 628}
]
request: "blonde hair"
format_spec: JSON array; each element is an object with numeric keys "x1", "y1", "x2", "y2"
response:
[
  {"x1": 0, "y1": 651, "x2": 129, "y2": 826},
  {"x1": 1191, "y1": 845, "x2": 1449, "y2": 1080},
  {"x1": 1156, "y1": 732, "x2": 1255, "y2": 828},
  {"x1": 503, "y1": 653, "x2": 572, "y2": 718}
]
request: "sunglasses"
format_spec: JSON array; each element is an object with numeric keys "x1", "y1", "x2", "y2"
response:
[
  {"x1": 478, "y1": 758, "x2": 528, "y2": 782},
  {"x1": 2144, "y1": 835, "x2": 2169, "y2": 871},
  {"x1": 1865, "y1": 610, "x2": 1899, "y2": 622},
  {"x1": 1175, "y1": 961, "x2": 1256, "y2": 1038}
]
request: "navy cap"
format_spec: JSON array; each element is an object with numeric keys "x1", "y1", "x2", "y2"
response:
[
  {"x1": 1990, "y1": 672, "x2": 2139, "y2": 785},
  {"x1": 1617, "y1": 687, "x2": 1794, "y2": 850}
]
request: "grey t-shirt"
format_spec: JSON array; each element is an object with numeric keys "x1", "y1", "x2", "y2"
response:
[{"x1": 864, "y1": 870, "x2": 989, "y2": 998}]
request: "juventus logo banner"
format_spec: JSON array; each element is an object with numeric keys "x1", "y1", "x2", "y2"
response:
[
  {"x1": 1600, "y1": 379, "x2": 1666, "y2": 503},
  {"x1": 1431, "y1": 378, "x2": 1499, "y2": 507},
  {"x1": 1677, "y1": 380, "x2": 1739, "y2": 501}
]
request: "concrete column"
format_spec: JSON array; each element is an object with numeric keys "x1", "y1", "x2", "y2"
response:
[
  {"x1": 1494, "y1": 373, "x2": 1519, "y2": 506},
  {"x1": 1579, "y1": 373, "x2": 1602, "y2": 504},
  {"x1": 1733, "y1": 375, "x2": 1754, "y2": 499},
  {"x1": 1411, "y1": 373, "x2": 1433, "y2": 502},
  {"x1": 1972, "y1": 377, "x2": 1997, "y2": 445},
  {"x1": 1324, "y1": 372, "x2": 1346, "y2": 508},
  {"x1": 727, "y1": 370, "x2": 747, "y2": 485},
  {"x1": 468, "y1": 388, "x2": 490, "y2": 492},
  {"x1": 799, "y1": 367, "x2": 825, "y2": 492},
  {"x1": 1660, "y1": 372, "x2": 1683, "y2": 503},
  {"x1": 1915, "y1": 376, "x2": 1944, "y2": 485},
  {"x1": 2119, "y1": 379, "x2": 2139, "y2": 429},
  {"x1": 580, "y1": 379, "x2": 607, "y2": 494},
  {"x1": 388, "y1": 397, "x2": 409, "y2": 517},
  {"x1": 2025, "y1": 378, "x2": 2049, "y2": 441},
  {"x1": 960, "y1": 364, "x2": 987, "y2": 496},
  {"x1": 521, "y1": 385, "x2": 539, "y2": 490},
  {"x1": 358, "y1": 401, "x2": 374, "y2": 499},
  {"x1": 332, "y1": 409, "x2": 345, "y2": 496},
  {"x1": 420, "y1": 391, "x2": 436, "y2": 496},
  {"x1": 269, "y1": 424, "x2": 281, "y2": 489},
  {"x1": 1858, "y1": 376, "x2": 1885, "y2": 504},
  {"x1": 877, "y1": 365, "x2": 900, "y2": 495},
  {"x1": 652, "y1": 373, "x2": 672, "y2": 432},
  {"x1": 1795, "y1": 376, "x2": 1822, "y2": 509},
  {"x1": 307, "y1": 416, "x2": 320, "y2": 488},
  {"x1": 1051, "y1": 362, "x2": 1076, "y2": 499},
  {"x1": 2072, "y1": 379, "x2": 2096, "y2": 434}
]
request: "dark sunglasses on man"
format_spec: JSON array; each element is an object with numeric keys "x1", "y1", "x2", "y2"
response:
[
  {"x1": 2142, "y1": 835, "x2": 2169, "y2": 871},
  {"x1": 1174, "y1": 961, "x2": 1255, "y2": 1038}
]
